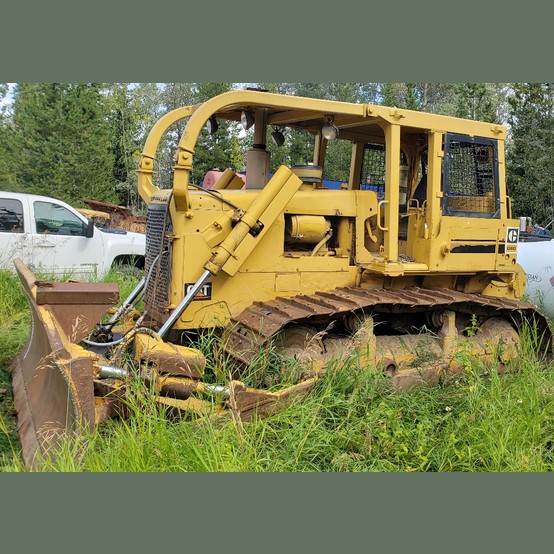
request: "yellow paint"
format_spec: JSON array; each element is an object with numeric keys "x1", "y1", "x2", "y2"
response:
[{"x1": 135, "y1": 89, "x2": 525, "y2": 332}]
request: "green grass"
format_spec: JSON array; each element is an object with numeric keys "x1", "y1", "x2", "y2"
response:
[
  {"x1": 2, "y1": 267, "x2": 554, "y2": 472},
  {"x1": 0, "y1": 269, "x2": 30, "y2": 466}
]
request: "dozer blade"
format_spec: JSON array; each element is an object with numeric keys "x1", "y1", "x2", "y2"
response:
[{"x1": 11, "y1": 259, "x2": 118, "y2": 468}]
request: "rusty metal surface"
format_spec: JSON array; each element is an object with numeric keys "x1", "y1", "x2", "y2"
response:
[
  {"x1": 35, "y1": 282, "x2": 118, "y2": 305},
  {"x1": 222, "y1": 287, "x2": 552, "y2": 365},
  {"x1": 228, "y1": 378, "x2": 318, "y2": 421},
  {"x1": 82, "y1": 199, "x2": 146, "y2": 233},
  {"x1": 11, "y1": 259, "x2": 118, "y2": 467},
  {"x1": 134, "y1": 333, "x2": 205, "y2": 379}
]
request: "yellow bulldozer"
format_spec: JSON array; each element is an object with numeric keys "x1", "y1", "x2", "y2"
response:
[{"x1": 11, "y1": 89, "x2": 553, "y2": 467}]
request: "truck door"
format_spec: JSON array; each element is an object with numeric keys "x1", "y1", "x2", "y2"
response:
[{"x1": 32, "y1": 199, "x2": 102, "y2": 277}]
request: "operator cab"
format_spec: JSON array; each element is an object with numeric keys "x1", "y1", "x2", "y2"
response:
[{"x1": 140, "y1": 89, "x2": 511, "y2": 279}]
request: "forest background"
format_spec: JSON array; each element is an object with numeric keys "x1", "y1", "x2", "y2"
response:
[{"x1": 0, "y1": 82, "x2": 552, "y2": 226}]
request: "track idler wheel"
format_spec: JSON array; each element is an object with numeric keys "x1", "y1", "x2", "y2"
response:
[
  {"x1": 460, "y1": 316, "x2": 520, "y2": 368},
  {"x1": 274, "y1": 325, "x2": 325, "y2": 360},
  {"x1": 342, "y1": 310, "x2": 522, "y2": 390}
]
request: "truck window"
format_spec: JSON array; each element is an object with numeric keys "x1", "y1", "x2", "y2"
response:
[
  {"x1": 0, "y1": 198, "x2": 24, "y2": 232},
  {"x1": 34, "y1": 201, "x2": 87, "y2": 236}
]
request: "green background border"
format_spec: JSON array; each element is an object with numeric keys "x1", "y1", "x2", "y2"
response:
[
  {"x1": 2, "y1": 2, "x2": 552, "y2": 82},
  {"x1": 2, "y1": 2, "x2": 553, "y2": 552},
  {"x1": 2, "y1": 473, "x2": 551, "y2": 551}
]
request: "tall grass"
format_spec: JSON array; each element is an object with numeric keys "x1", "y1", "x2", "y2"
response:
[
  {"x1": 0, "y1": 269, "x2": 30, "y2": 466},
  {"x1": 23, "y1": 347, "x2": 554, "y2": 473},
  {"x1": 1, "y1": 266, "x2": 554, "y2": 472}
]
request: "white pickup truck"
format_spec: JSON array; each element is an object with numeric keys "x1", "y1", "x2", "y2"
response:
[{"x1": 0, "y1": 191, "x2": 145, "y2": 278}]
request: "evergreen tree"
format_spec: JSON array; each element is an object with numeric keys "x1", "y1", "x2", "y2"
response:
[
  {"x1": 155, "y1": 83, "x2": 197, "y2": 188},
  {"x1": 104, "y1": 84, "x2": 140, "y2": 206},
  {"x1": 189, "y1": 83, "x2": 241, "y2": 185},
  {"x1": 452, "y1": 83, "x2": 498, "y2": 122},
  {"x1": 0, "y1": 84, "x2": 16, "y2": 188},
  {"x1": 103, "y1": 83, "x2": 166, "y2": 211},
  {"x1": 378, "y1": 83, "x2": 457, "y2": 113},
  {"x1": 506, "y1": 83, "x2": 554, "y2": 225},
  {"x1": 11, "y1": 83, "x2": 117, "y2": 205}
]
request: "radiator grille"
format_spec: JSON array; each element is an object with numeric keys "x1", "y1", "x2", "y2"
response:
[{"x1": 144, "y1": 202, "x2": 172, "y2": 322}]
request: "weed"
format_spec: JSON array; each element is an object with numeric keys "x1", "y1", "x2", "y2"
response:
[{"x1": 3, "y1": 266, "x2": 554, "y2": 472}]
